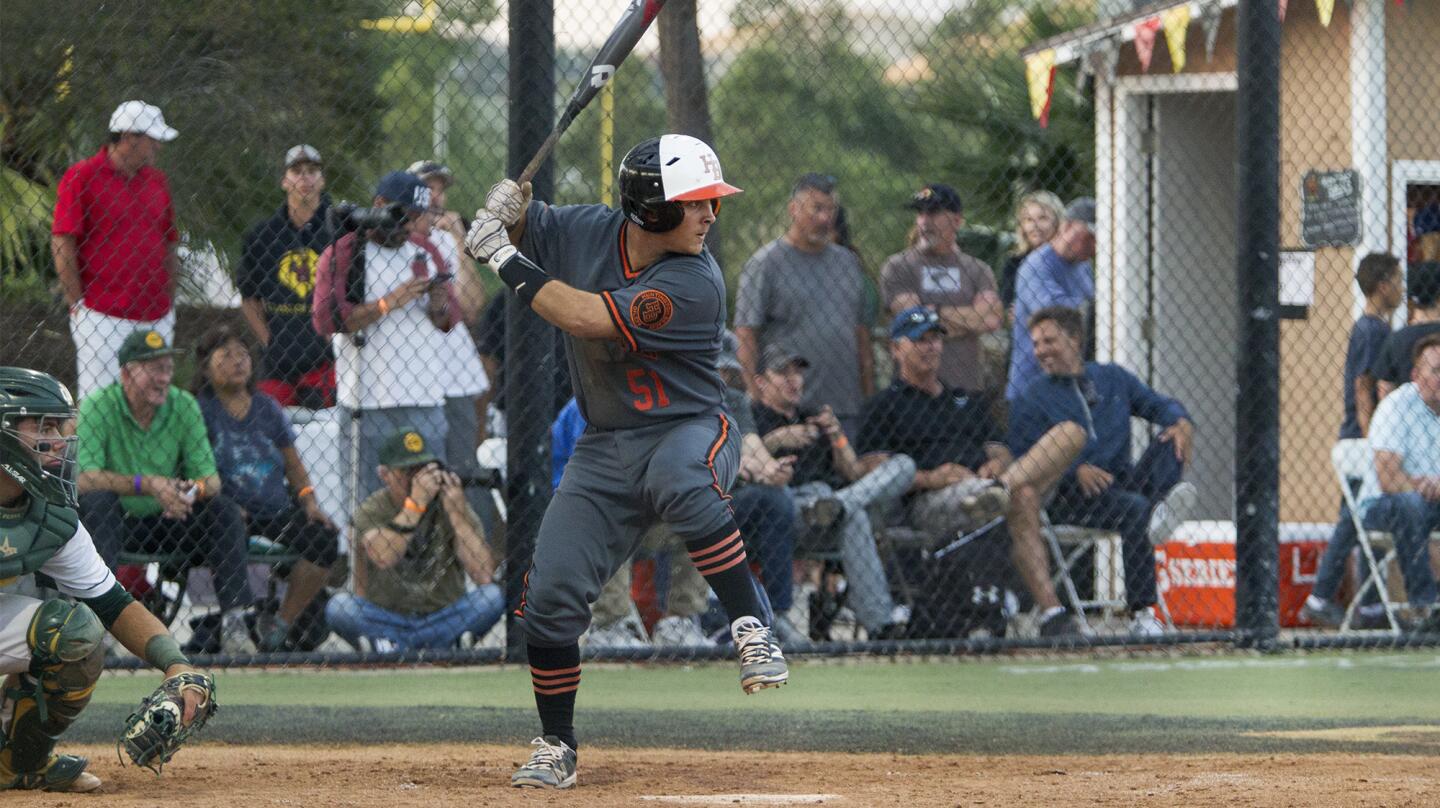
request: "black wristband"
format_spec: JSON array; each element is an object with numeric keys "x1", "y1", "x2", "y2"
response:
[
  {"x1": 387, "y1": 519, "x2": 417, "y2": 534},
  {"x1": 496, "y1": 250, "x2": 552, "y2": 307}
]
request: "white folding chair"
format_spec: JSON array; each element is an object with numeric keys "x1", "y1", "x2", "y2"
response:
[
  {"x1": 1040, "y1": 510, "x2": 1174, "y2": 628},
  {"x1": 1331, "y1": 439, "x2": 1414, "y2": 635}
]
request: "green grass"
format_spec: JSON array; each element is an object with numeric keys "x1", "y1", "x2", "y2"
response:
[
  {"x1": 92, "y1": 652, "x2": 1440, "y2": 720},
  {"x1": 75, "y1": 653, "x2": 1440, "y2": 755}
]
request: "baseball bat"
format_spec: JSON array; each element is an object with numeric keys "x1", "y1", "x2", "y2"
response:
[{"x1": 517, "y1": 0, "x2": 669, "y2": 185}]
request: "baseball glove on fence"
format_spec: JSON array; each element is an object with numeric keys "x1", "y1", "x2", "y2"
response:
[{"x1": 118, "y1": 672, "x2": 218, "y2": 774}]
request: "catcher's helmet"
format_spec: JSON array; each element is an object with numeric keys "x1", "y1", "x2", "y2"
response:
[
  {"x1": 619, "y1": 135, "x2": 743, "y2": 233},
  {"x1": 0, "y1": 367, "x2": 79, "y2": 508}
]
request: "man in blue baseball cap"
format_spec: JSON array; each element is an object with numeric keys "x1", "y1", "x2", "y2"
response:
[
  {"x1": 855, "y1": 306, "x2": 1089, "y2": 638},
  {"x1": 311, "y1": 169, "x2": 464, "y2": 505}
]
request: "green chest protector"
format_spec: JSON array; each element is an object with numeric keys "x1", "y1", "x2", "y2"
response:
[{"x1": 0, "y1": 497, "x2": 78, "y2": 581}]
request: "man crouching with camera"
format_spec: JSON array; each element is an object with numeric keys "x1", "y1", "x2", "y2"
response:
[
  {"x1": 324, "y1": 427, "x2": 503, "y2": 652},
  {"x1": 312, "y1": 170, "x2": 463, "y2": 503}
]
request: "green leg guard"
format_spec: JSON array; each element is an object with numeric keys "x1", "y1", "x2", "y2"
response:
[{"x1": 0, "y1": 601, "x2": 104, "y2": 777}]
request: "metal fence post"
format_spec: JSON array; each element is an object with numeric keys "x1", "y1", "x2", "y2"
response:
[
  {"x1": 1234, "y1": 0, "x2": 1282, "y2": 650},
  {"x1": 504, "y1": 0, "x2": 556, "y2": 661}
]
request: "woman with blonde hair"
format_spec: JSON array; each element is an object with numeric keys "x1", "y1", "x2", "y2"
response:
[{"x1": 999, "y1": 191, "x2": 1066, "y2": 313}]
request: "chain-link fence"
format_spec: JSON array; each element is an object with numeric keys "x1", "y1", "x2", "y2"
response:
[{"x1": 2, "y1": 0, "x2": 1438, "y2": 667}]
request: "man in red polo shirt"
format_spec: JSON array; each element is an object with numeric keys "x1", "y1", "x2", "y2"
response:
[{"x1": 52, "y1": 100, "x2": 180, "y2": 398}]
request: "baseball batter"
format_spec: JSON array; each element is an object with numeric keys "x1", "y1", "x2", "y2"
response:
[
  {"x1": 0, "y1": 368, "x2": 212, "y2": 792},
  {"x1": 466, "y1": 135, "x2": 787, "y2": 789}
]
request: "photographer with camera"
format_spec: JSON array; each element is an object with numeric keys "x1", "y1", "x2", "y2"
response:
[
  {"x1": 312, "y1": 171, "x2": 462, "y2": 503},
  {"x1": 325, "y1": 426, "x2": 503, "y2": 652}
]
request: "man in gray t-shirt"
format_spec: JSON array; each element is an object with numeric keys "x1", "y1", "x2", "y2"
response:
[
  {"x1": 735, "y1": 173, "x2": 873, "y2": 432},
  {"x1": 880, "y1": 183, "x2": 1002, "y2": 393}
]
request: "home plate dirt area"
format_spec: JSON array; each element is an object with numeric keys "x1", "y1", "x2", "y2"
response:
[{"x1": 14, "y1": 744, "x2": 1435, "y2": 806}]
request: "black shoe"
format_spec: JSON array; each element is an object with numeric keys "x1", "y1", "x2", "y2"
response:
[
  {"x1": 1354, "y1": 609, "x2": 1409, "y2": 631},
  {"x1": 1038, "y1": 609, "x2": 1084, "y2": 638},
  {"x1": 872, "y1": 622, "x2": 909, "y2": 641},
  {"x1": 801, "y1": 497, "x2": 844, "y2": 531},
  {"x1": 1298, "y1": 598, "x2": 1345, "y2": 628},
  {"x1": 1412, "y1": 608, "x2": 1440, "y2": 635}
]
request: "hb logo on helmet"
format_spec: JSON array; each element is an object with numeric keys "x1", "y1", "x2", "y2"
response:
[{"x1": 618, "y1": 135, "x2": 743, "y2": 233}]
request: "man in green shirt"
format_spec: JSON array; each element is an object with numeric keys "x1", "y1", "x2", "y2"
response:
[
  {"x1": 76, "y1": 329, "x2": 255, "y2": 653},
  {"x1": 325, "y1": 427, "x2": 503, "y2": 651}
]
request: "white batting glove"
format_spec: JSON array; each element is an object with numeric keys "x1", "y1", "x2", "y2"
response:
[
  {"x1": 485, "y1": 179, "x2": 533, "y2": 228},
  {"x1": 465, "y1": 210, "x2": 512, "y2": 265}
]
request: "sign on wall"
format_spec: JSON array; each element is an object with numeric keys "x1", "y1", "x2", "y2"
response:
[{"x1": 1300, "y1": 170, "x2": 1362, "y2": 248}]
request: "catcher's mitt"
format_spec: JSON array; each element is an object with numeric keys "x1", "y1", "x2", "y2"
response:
[{"x1": 118, "y1": 672, "x2": 218, "y2": 774}]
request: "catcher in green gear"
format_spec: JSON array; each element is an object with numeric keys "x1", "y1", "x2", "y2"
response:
[{"x1": 0, "y1": 367, "x2": 214, "y2": 792}]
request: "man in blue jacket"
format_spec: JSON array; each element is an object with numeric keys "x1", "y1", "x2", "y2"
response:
[{"x1": 1007, "y1": 306, "x2": 1196, "y2": 636}]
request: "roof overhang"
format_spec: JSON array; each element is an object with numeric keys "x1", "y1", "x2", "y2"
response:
[{"x1": 1020, "y1": 0, "x2": 1238, "y2": 64}]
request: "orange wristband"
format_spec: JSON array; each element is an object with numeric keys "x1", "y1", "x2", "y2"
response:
[
  {"x1": 194, "y1": 479, "x2": 206, "y2": 498},
  {"x1": 403, "y1": 497, "x2": 426, "y2": 514},
  {"x1": 833, "y1": 434, "x2": 849, "y2": 449},
  {"x1": 377, "y1": 298, "x2": 391, "y2": 316},
  {"x1": 297, "y1": 485, "x2": 315, "y2": 499}
]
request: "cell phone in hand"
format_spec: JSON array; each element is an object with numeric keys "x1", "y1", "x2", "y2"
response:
[{"x1": 427, "y1": 272, "x2": 455, "y2": 290}]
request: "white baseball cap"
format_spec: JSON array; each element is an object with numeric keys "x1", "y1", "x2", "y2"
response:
[
  {"x1": 108, "y1": 100, "x2": 178, "y2": 142},
  {"x1": 285, "y1": 144, "x2": 323, "y2": 168}
]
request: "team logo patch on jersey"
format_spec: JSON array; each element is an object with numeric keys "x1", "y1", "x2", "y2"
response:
[
  {"x1": 403, "y1": 432, "x2": 424, "y2": 453},
  {"x1": 629, "y1": 290, "x2": 674, "y2": 330}
]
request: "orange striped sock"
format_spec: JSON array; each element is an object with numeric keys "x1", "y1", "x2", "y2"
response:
[
  {"x1": 688, "y1": 521, "x2": 769, "y2": 624},
  {"x1": 528, "y1": 642, "x2": 581, "y2": 751}
]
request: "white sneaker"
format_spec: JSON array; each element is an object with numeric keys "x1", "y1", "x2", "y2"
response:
[
  {"x1": 1129, "y1": 609, "x2": 1167, "y2": 637},
  {"x1": 731, "y1": 616, "x2": 788, "y2": 694},
  {"x1": 651, "y1": 615, "x2": 709, "y2": 647},
  {"x1": 1148, "y1": 481, "x2": 1198, "y2": 544},
  {"x1": 221, "y1": 611, "x2": 257, "y2": 655},
  {"x1": 582, "y1": 614, "x2": 650, "y2": 649}
]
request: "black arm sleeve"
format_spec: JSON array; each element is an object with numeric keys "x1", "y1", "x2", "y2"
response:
[{"x1": 80, "y1": 581, "x2": 136, "y2": 628}]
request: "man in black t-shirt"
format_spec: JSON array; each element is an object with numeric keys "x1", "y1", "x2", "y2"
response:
[
  {"x1": 752, "y1": 344, "x2": 915, "y2": 638},
  {"x1": 1373, "y1": 261, "x2": 1440, "y2": 401},
  {"x1": 857, "y1": 307, "x2": 1087, "y2": 637},
  {"x1": 238, "y1": 145, "x2": 335, "y2": 407}
]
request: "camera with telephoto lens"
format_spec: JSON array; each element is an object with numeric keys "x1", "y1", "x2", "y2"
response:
[{"x1": 329, "y1": 201, "x2": 408, "y2": 234}]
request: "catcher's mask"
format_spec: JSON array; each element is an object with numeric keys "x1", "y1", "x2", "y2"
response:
[
  {"x1": 0, "y1": 368, "x2": 79, "y2": 508},
  {"x1": 619, "y1": 134, "x2": 742, "y2": 233}
]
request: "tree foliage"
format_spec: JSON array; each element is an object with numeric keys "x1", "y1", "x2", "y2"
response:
[
  {"x1": 712, "y1": 0, "x2": 923, "y2": 283},
  {"x1": 915, "y1": 0, "x2": 1097, "y2": 228},
  {"x1": 0, "y1": 0, "x2": 395, "y2": 289}
]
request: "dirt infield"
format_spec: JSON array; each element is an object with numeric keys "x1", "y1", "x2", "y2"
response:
[{"x1": 13, "y1": 744, "x2": 1435, "y2": 806}]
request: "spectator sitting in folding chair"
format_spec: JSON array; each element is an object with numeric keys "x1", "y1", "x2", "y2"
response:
[
  {"x1": 750, "y1": 344, "x2": 912, "y2": 639},
  {"x1": 1349, "y1": 333, "x2": 1440, "y2": 634},
  {"x1": 1003, "y1": 306, "x2": 1196, "y2": 637},
  {"x1": 76, "y1": 330, "x2": 256, "y2": 654},
  {"x1": 192, "y1": 324, "x2": 341, "y2": 652},
  {"x1": 856, "y1": 306, "x2": 1087, "y2": 637}
]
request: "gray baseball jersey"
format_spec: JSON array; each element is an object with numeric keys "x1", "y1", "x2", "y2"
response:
[{"x1": 519, "y1": 201, "x2": 727, "y2": 431}]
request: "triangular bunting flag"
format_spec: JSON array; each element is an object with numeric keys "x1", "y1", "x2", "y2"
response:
[
  {"x1": 1133, "y1": 17, "x2": 1161, "y2": 73},
  {"x1": 1201, "y1": 2, "x2": 1223, "y2": 62},
  {"x1": 1162, "y1": 5, "x2": 1191, "y2": 73},
  {"x1": 1316, "y1": 0, "x2": 1335, "y2": 26},
  {"x1": 1278, "y1": 0, "x2": 1288, "y2": 21},
  {"x1": 1024, "y1": 49, "x2": 1057, "y2": 127}
]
